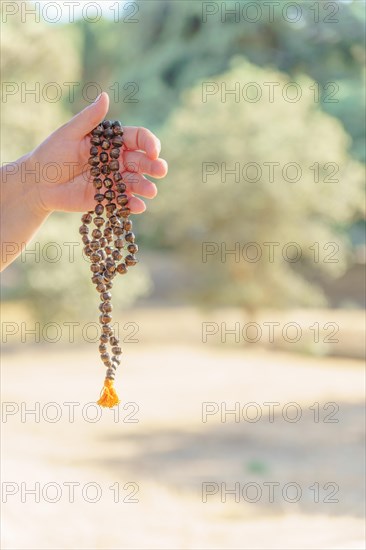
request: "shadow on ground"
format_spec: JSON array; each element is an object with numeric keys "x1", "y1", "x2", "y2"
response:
[{"x1": 81, "y1": 401, "x2": 365, "y2": 519}]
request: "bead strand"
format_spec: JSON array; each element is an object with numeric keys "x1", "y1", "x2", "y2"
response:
[{"x1": 80, "y1": 119, "x2": 138, "y2": 407}]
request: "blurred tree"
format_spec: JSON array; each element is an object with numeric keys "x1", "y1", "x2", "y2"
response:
[
  {"x1": 1, "y1": 1, "x2": 364, "y2": 317},
  {"x1": 77, "y1": 0, "x2": 365, "y2": 161},
  {"x1": 147, "y1": 60, "x2": 364, "y2": 312},
  {"x1": 0, "y1": 3, "x2": 80, "y2": 161}
]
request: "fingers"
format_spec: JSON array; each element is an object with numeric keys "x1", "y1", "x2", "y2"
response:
[
  {"x1": 64, "y1": 92, "x2": 110, "y2": 138},
  {"x1": 123, "y1": 126, "x2": 161, "y2": 160},
  {"x1": 122, "y1": 172, "x2": 157, "y2": 199},
  {"x1": 59, "y1": 97, "x2": 163, "y2": 166},
  {"x1": 123, "y1": 151, "x2": 168, "y2": 178},
  {"x1": 128, "y1": 195, "x2": 147, "y2": 214}
]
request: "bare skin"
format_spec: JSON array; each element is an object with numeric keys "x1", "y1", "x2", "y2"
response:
[{"x1": 0, "y1": 92, "x2": 168, "y2": 270}]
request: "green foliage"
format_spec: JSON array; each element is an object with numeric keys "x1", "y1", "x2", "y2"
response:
[
  {"x1": 81, "y1": 0, "x2": 365, "y2": 160},
  {"x1": 149, "y1": 60, "x2": 364, "y2": 310},
  {"x1": 1, "y1": 1, "x2": 364, "y2": 315},
  {"x1": 0, "y1": 4, "x2": 80, "y2": 161}
]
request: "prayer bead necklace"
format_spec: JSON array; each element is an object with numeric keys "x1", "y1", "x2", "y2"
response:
[{"x1": 79, "y1": 120, "x2": 138, "y2": 407}]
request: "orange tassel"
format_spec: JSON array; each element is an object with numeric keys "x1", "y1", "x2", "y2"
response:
[{"x1": 97, "y1": 378, "x2": 120, "y2": 408}]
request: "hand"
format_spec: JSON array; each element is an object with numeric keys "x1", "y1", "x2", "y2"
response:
[
  {"x1": 0, "y1": 92, "x2": 168, "y2": 270},
  {"x1": 29, "y1": 92, "x2": 168, "y2": 213}
]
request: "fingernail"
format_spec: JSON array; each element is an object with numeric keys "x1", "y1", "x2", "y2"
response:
[{"x1": 94, "y1": 93, "x2": 102, "y2": 103}]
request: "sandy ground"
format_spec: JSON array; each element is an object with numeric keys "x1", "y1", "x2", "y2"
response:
[{"x1": 1, "y1": 326, "x2": 365, "y2": 548}]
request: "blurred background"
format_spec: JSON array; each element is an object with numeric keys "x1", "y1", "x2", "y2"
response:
[{"x1": 1, "y1": 1, "x2": 365, "y2": 548}]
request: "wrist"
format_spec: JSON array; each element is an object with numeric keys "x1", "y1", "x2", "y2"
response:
[{"x1": 18, "y1": 151, "x2": 53, "y2": 216}]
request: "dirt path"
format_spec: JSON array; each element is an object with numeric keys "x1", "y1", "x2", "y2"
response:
[{"x1": 1, "y1": 344, "x2": 365, "y2": 549}]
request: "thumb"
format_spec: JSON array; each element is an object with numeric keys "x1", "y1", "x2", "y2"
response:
[{"x1": 65, "y1": 92, "x2": 110, "y2": 138}]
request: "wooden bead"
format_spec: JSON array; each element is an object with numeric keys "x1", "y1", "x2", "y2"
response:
[
  {"x1": 125, "y1": 254, "x2": 138, "y2": 266},
  {"x1": 101, "y1": 291, "x2": 112, "y2": 301},
  {"x1": 116, "y1": 182, "x2": 127, "y2": 193},
  {"x1": 82, "y1": 235, "x2": 90, "y2": 245},
  {"x1": 110, "y1": 148, "x2": 120, "y2": 159},
  {"x1": 112, "y1": 135, "x2": 123, "y2": 147},
  {"x1": 90, "y1": 167, "x2": 101, "y2": 177},
  {"x1": 115, "y1": 238, "x2": 124, "y2": 249},
  {"x1": 101, "y1": 302, "x2": 113, "y2": 313},
  {"x1": 109, "y1": 160, "x2": 119, "y2": 171},
  {"x1": 112, "y1": 346, "x2": 122, "y2": 355},
  {"x1": 92, "y1": 274, "x2": 103, "y2": 284},
  {"x1": 90, "y1": 145, "x2": 99, "y2": 156},
  {"x1": 99, "y1": 344, "x2": 107, "y2": 353},
  {"x1": 101, "y1": 352, "x2": 111, "y2": 363},
  {"x1": 104, "y1": 190, "x2": 115, "y2": 201},
  {"x1": 124, "y1": 219, "x2": 132, "y2": 231},
  {"x1": 100, "y1": 152, "x2": 109, "y2": 163},
  {"x1": 91, "y1": 252, "x2": 101, "y2": 263},
  {"x1": 127, "y1": 243, "x2": 138, "y2": 254},
  {"x1": 88, "y1": 156, "x2": 99, "y2": 166},
  {"x1": 106, "y1": 211, "x2": 117, "y2": 222},
  {"x1": 99, "y1": 249, "x2": 107, "y2": 261},
  {"x1": 113, "y1": 226, "x2": 124, "y2": 236},
  {"x1": 83, "y1": 246, "x2": 92, "y2": 256},
  {"x1": 92, "y1": 124, "x2": 104, "y2": 136},
  {"x1": 94, "y1": 193, "x2": 104, "y2": 203},
  {"x1": 101, "y1": 165, "x2": 111, "y2": 175},
  {"x1": 93, "y1": 178, "x2": 103, "y2": 190},
  {"x1": 94, "y1": 217, "x2": 105, "y2": 227},
  {"x1": 96, "y1": 283, "x2": 106, "y2": 293},
  {"x1": 106, "y1": 203, "x2": 117, "y2": 214},
  {"x1": 79, "y1": 224, "x2": 89, "y2": 235},
  {"x1": 101, "y1": 139, "x2": 110, "y2": 150},
  {"x1": 91, "y1": 263, "x2": 101, "y2": 273},
  {"x1": 117, "y1": 263, "x2": 127, "y2": 274},
  {"x1": 117, "y1": 194, "x2": 128, "y2": 206},
  {"x1": 92, "y1": 228, "x2": 102, "y2": 239},
  {"x1": 90, "y1": 136, "x2": 101, "y2": 146},
  {"x1": 106, "y1": 260, "x2": 116, "y2": 274},
  {"x1": 102, "y1": 120, "x2": 111, "y2": 129},
  {"x1": 103, "y1": 127, "x2": 114, "y2": 139},
  {"x1": 113, "y1": 126, "x2": 123, "y2": 136},
  {"x1": 114, "y1": 172, "x2": 123, "y2": 182},
  {"x1": 125, "y1": 255, "x2": 137, "y2": 269},
  {"x1": 103, "y1": 271, "x2": 114, "y2": 282},
  {"x1": 106, "y1": 369, "x2": 116, "y2": 380},
  {"x1": 81, "y1": 213, "x2": 93, "y2": 224},
  {"x1": 101, "y1": 324, "x2": 112, "y2": 335},
  {"x1": 110, "y1": 336, "x2": 119, "y2": 346},
  {"x1": 90, "y1": 240, "x2": 100, "y2": 251},
  {"x1": 100, "y1": 313, "x2": 112, "y2": 324},
  {"x1": 104, "y1": 178, "x2": 113, "y2": 189},
  {"x1": 125, "y1": 232, "x2": 135, "y2": 243},
  {"x1": 100, "y1": 334, "x2": 109, "y2": 343},
  {"x1": 112, "y1": 357, "x2": 121, "y2": 366},
  {"x1": 99, "y1": 237, "x2": 107, "y2": 248},
  {"x1": 105, "y1": 282, "x2": 113, "y2": 290},
  {"x1": 95, "y1": 204, "x2": 104, "y2": 215},
  {"x1": 118, "y1": 207, "x2": 130, "y2": 218},
  {"x1": 112, "y1": 250, "x2": 122, "y2": 261}
]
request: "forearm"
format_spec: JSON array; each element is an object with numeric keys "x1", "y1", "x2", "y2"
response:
[{"x1": 0, "y1": 154, "x2": 51, "y2": 271}]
